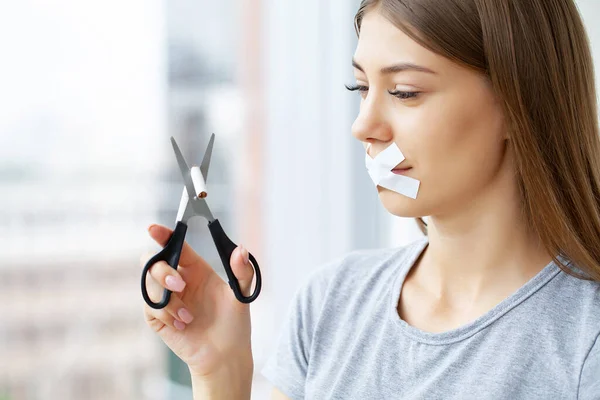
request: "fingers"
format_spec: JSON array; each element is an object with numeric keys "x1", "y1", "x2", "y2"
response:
[
  {"x1": 230, "y1": 245, "x2": 255, "y2": 297},
  {"x1": 145, "y1": 224, "x2": 255, "y2": 302},
  {"x1": 144, "y1": 292, "x2": 194, "y2": 332},
  {"x1": 139, "y1": 253, "x2": 186, "y2": 304},
  {"x1": 140, "y1": 252, "x2": 195, "y2": 331},
  {"x1": 149, "y1": 259, "x2": 186, "y2": 293},
  {"x1": 147, "y1": 224, "x2": 203, "y2": 268}
]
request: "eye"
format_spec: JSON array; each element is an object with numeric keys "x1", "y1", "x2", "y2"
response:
[
  {"x1": 388, "y1": 90, "x2": 420, "y2": 100},
  {"x1": 345, "y1": 84, "x2": 420, "y2": 101},
  {"x1": 345, "y1": 84, "x2": 369, "y2": 99}
]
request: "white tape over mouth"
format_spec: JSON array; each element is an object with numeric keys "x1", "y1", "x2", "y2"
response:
[{"x1": 365, "y1": 143, "x2": 420, "y2": 199}]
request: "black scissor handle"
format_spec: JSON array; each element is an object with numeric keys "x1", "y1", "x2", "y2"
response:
[
  {"x1": 141, "y1": 221, "x2": 188, "y2": 309},
  {"x1": 208, "y1": 219, "x2": 262, "y2": 303}
]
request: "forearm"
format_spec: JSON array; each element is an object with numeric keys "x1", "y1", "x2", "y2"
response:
[{"x1": 190, "y1": 359, "x2": 254, "y2": 400}]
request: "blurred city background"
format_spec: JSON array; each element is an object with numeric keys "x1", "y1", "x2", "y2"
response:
[{"x1": 0, "y1": 0, "x2": 598, "y2": 399}]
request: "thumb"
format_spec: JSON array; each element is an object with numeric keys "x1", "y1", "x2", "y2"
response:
[
  {"x1": 147, "y1": 224, "x2": 174, "y2": 247},
  {"x1": 230, "y1": 245, "x2": 255, "y2": 297}
]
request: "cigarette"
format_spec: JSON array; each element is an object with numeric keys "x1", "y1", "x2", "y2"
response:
[
  {"x1": 190, "y1": 165, "x2": 207, "y2": 198},
  {"x1": 176, "y1": 187, "x2": 189, "y2": 222}
]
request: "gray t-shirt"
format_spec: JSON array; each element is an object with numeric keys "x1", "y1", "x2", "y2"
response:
[{"x1": 261, "y1": 236, "x2": 600, "y2": 399}]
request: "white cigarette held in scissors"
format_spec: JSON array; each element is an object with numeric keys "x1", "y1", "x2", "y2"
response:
[{"x1": 190, "y1": 165, "x2": 207, "y2": 198}]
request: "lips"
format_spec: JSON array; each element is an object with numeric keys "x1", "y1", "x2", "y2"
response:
[{"x1": 391, "y1": 167, "x2": 412, "y2": 175}]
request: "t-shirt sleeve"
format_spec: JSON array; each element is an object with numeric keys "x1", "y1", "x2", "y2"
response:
[
  {"x1": 260, "y1": 259, "x2": 340, "y2": 400},
  {"x1": 579, "y1": 333, "x2": 600, "y2": 400}
]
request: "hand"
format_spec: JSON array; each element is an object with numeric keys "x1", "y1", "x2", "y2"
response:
[{"x1": 141, "y1": 224, "x2": 256, "y2": 377}]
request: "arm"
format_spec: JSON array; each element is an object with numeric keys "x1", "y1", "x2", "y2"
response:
[{"x1": 190, "y1": 357, "x2": 254, "y2": 400}]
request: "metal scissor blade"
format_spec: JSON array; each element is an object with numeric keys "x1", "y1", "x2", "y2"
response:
[
  {"x1": 171, "y1": 136, "x2": 198, "y2": 203},
  {"x1": 200, "y1": 133, "x2": 215, "y2": 182}
]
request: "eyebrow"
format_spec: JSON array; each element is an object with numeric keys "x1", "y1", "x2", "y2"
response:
[{"x1": 352, "y1": 58, "x2": 437, "y2": 75}]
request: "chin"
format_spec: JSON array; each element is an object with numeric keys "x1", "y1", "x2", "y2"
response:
[{"x1": 377, "y1": 186, "x2": 423, "y2": 218}]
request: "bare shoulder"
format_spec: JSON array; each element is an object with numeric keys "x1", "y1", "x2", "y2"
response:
[{"x1": 270, "y1": 387, "x2": 292, "y2": 400}]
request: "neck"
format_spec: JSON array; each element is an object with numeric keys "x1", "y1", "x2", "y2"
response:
[{"x1": 414, "y1": 166, "x2": 552, "y2": 309}]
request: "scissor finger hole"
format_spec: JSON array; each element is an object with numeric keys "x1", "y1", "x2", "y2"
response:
[{"x1": 241, "y1": 257, "x2": 260, "y2": 298}]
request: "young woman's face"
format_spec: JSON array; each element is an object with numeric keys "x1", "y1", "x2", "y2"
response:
[{"x1": 351, "y1": 11, "x2": 508, "y2": 218}]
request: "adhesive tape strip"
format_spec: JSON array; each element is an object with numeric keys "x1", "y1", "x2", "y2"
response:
[{"x1": 365, "y1": 142, "x2": 420, "y2": 199}]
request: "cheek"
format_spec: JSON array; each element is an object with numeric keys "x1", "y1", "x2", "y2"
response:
[{"x1": 392, "y1": 90, "x2": 505, "y2": 208}]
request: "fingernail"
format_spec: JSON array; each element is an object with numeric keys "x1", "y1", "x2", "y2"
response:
[
  {"x1": 240, "y1": 246, "x2": 250, "y2": 265},
  {"x1": 173, "y1": 320, "x2": 186, "y2": 331},
  {"x1": 178, "y1": 308, "x2": 194, "y2": 324},
  {"x1": 165, "y1": 275, "x2": 186, "y2": 292},
  {"x1": 147, "y1": 224, "x2": 157, "y2": 233}
]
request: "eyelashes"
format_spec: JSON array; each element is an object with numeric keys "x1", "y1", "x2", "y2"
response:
[
  {"x1": 344, "y1": 84, "x2": 420, "y2": 100},
  {"x1": 344, "y1": 84, "x2": 368, "y2": 93}
]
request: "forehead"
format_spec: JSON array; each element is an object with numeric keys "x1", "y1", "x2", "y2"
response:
[{"x1": 353, "y1": 11, "x2": 447, "y2": 73}]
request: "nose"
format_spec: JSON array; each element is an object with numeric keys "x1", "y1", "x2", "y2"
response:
[{"x1": 351, "y1": 95, "x2": 394, "y2": 153}]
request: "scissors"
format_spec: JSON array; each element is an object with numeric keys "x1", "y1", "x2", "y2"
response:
[{"x1": 141, "y1": 134, "x2": 262, "y2": 309}]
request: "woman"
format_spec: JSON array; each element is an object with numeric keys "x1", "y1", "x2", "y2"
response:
[{"x1": 141, "y1": 0, "x2": 600, "y2": 398}]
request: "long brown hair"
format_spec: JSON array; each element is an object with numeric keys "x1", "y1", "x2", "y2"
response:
[{"x1": 355, "y1": 0, "x2": 600, "y2": 282}]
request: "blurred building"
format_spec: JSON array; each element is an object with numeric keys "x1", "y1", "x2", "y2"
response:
[
  {"x1": 0, "y1": 0, "x2": 248, "y2": 399},
  {"x1": 0, "y1": 259, "x2": 163, "y2": 399},
  {"x1": 0, "y1": 1, "x2": 169, "y2": 399}
]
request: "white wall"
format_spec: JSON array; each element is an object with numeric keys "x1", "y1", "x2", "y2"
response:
[{"x1": 258, "y1": 0, "x2": 367, "y2": 321}]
